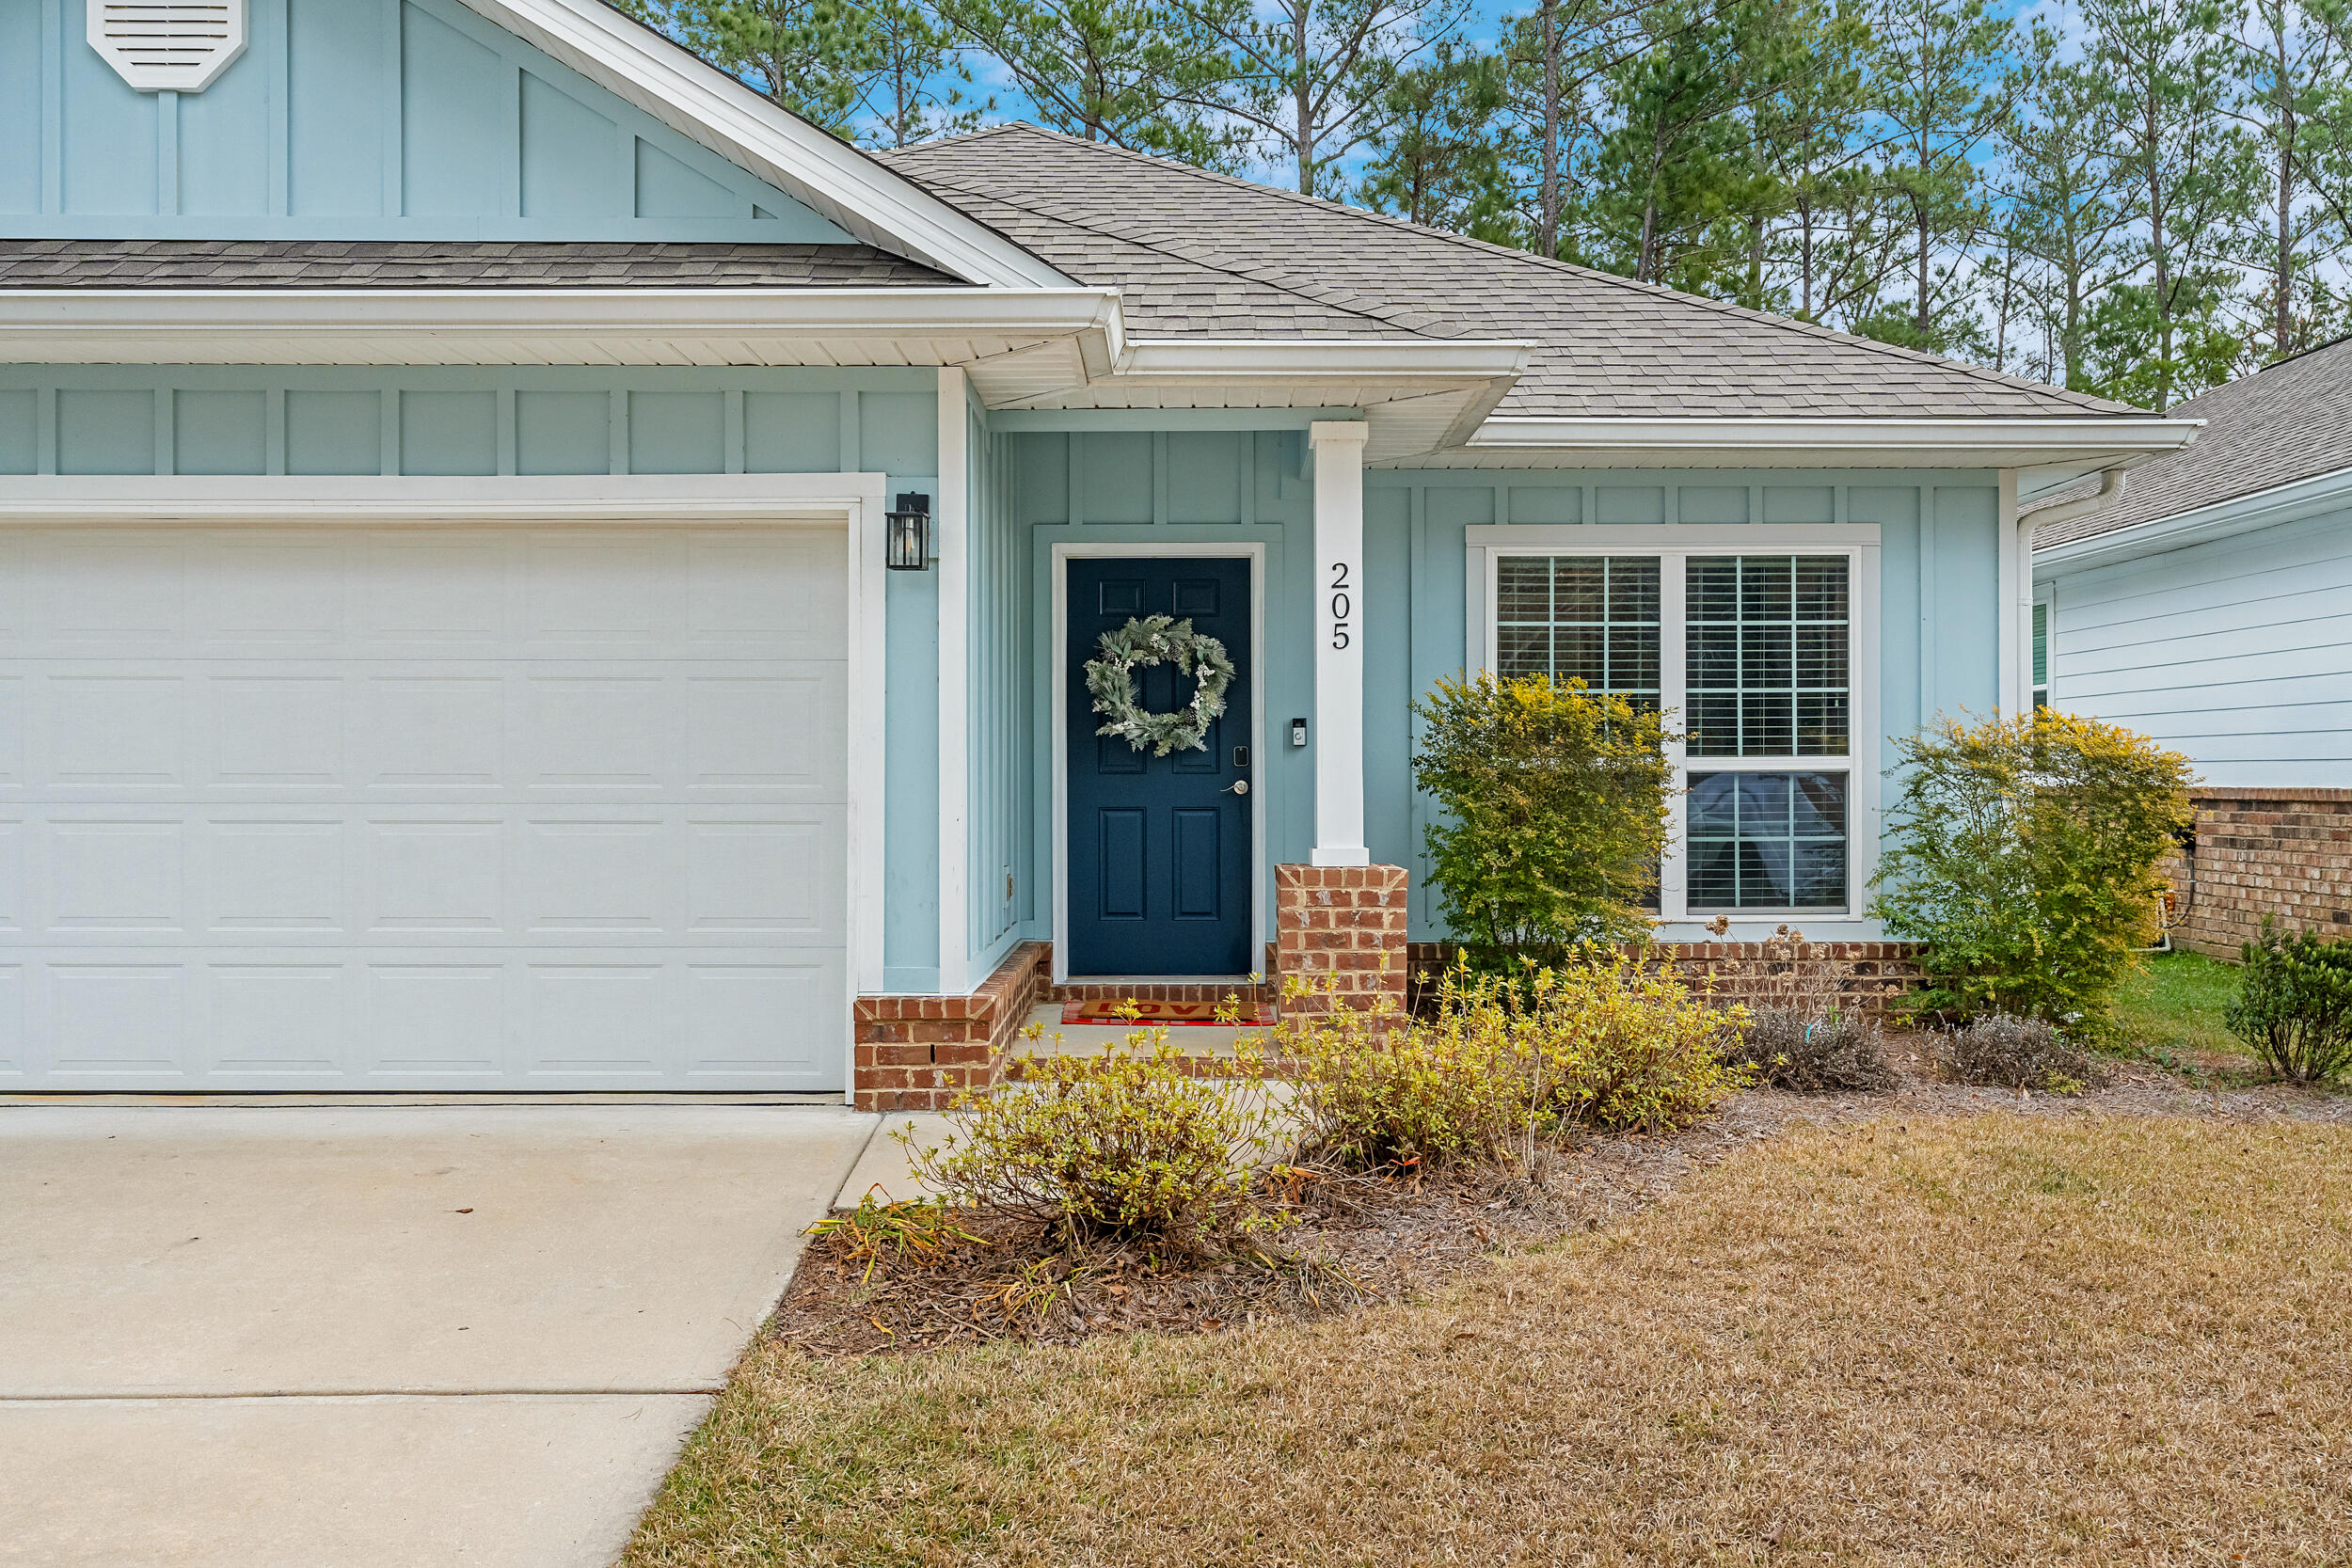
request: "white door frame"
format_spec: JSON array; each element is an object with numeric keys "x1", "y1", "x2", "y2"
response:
[
  {"x1": 1050, "y1": 541, "x2": 1267, "y2": 985},
  {"x1": 0, "y1": 473, "x2": 889, "y2": 1101}
]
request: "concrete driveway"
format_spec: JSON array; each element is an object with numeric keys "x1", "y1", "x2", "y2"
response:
[{"x1": 0, "y1": 1101, "x2": 876, "y2": 1568}]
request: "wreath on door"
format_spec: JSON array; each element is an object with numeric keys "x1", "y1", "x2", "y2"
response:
[{"x1": 1084, "y1": 614, "x2": 1235, "y2": 757}]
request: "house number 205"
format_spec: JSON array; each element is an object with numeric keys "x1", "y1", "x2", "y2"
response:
[{"x1": 1328, "y1": 562, "x2": 1353, "y2": 649}]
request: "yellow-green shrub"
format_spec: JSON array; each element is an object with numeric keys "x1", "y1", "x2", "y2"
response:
[
  {"x1": 1277, "y1": 955, "x2": 1753, "y2": 1171},
  {"x1": 900, "y1": 1030, "x2": 1277, "y2": 1251}
]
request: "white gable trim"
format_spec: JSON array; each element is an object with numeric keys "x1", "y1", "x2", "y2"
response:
[{"x1": 453, "y1": 0, "x2": 1072, "y2": 289}]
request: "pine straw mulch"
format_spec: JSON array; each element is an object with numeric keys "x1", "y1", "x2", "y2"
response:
[{"x1": 771, "y1": 1037, "x2": 2351, "y2": 1360}]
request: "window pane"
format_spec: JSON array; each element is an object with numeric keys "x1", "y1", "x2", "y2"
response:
[
  {"x1": 1686, "y1": 553, "x2": 1849, "y2": 760},
  {"x1": 1686, "y1": 771, "x2": 1848, "y2": 911},
  {"x1": 1492, "y1": 555, "x2": 1660, "y2": 705}
]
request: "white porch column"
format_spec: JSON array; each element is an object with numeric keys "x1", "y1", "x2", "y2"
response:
[{"x1": 1309, "y1": 420, "x2": 1370, "y2": 867}]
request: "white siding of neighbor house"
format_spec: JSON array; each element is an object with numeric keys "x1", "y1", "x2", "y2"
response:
[{"x1": 2045, "y1": 509, "x2": 2352, "y2": 787}]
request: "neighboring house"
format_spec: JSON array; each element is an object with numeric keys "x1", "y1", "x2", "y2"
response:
[
  {"x1": 2030, "y1": 338, "x2": 2352, "y2": 954},
  {"x1": 0, "y1": 0, "x2": 2194, "y2": 1101},
  {"x1": 2030, "y1": 337, "x2": 2352, "y2": 784}
]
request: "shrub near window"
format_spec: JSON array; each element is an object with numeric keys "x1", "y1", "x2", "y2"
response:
[
  {"x1": 1868, "y1": 710, "x2": 2194, "y2": 1036},
  {"x1": 1412, "y1": 672, "x2": 1674, "y2": 971},
  {"x1": 2227, "y1": 921, "x2": 2352, "y2": 1083}
]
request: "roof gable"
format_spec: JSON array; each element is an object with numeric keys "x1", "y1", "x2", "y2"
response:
[
  {"x1": 886, "y1": 124, "x2": 2152, "y2": 424},
  {"x1": 1, "y1": 0, "x2": 1062, "y2": 285}
]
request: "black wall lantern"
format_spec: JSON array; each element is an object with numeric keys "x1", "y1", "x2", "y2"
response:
[{"x1": 885, "y1": 492, "x2": 931, "y2": 571}]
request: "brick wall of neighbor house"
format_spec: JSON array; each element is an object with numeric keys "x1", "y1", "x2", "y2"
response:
[
  {"x1": 2169, "y1": 789, "x2": 2352, "y2": 958},
  {"x1": 853, "y1": 942, "x2": 1049, "y2": 1112},
  {"x1": 1405, "y1": 940, "x2": 1926, "y2": 1020},
  {"x1": 1276, "y1": 863, "x2": 1411, "y2": 1014}
]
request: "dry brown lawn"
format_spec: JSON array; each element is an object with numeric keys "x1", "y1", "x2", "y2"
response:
[{"x1": 625, "y1": 1114, "x2": 2352, "y2": 1565}]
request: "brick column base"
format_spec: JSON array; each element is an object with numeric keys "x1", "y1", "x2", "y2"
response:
[
  {"x1": 1276, "y1": 863, "x2": 1409, "y2": 1015},
  {"x1": 852, "y1": 941, "x2": 1047, "y2": 1112}
]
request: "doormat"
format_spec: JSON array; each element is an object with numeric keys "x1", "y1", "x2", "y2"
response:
[{"x1": 1059, "y1": 1000, "x2": 1275, "y2": 1026}]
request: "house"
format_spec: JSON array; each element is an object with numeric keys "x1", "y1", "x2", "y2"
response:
[
  {"x1": 0, "y1": 0, "x2": 2196, "y2": 1104},
  {"x1": 2030, "y1": 338, "x2": 2352, "y2": 955}
]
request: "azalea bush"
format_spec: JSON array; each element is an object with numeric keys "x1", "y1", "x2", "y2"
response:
[
  {"x1": 1412, "y1": 672, "x2": 1674, "y2": 972},
  {"x1": 1868, "y1": 709, "x2": 2194, "y2": 1036},
  {"x1": 1932, "y1": 1012, "x2": 2096, "y2": 1094}
]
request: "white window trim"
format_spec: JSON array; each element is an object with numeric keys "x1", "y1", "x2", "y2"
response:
[
  {"x1": 2032, "y1": 582, "x2": 2056, "y2": 710},
  {"x1": 0, "y1": 472, "x2": 891, "y2": 1101},
  {"x1": 1464, "y1": 523, "x2": 1882, "y2": 935},
  {"x1": 1048, "y1": 542, "x2": 1267, "y2": 986}
]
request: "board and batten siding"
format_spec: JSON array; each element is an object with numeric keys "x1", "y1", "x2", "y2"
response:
[
  {"x1": 2043, "y1": 508, "x2": 2352, "y2": 788},
  {"x1": 973, "y1": 430, "x2": 2010, "y2": 951},
  {"x1": 0, "y1": 0, "x2": 846, "y2": 240},
  {"x1": 0, "y1": 363, "x2": 956, "y2": 990}
]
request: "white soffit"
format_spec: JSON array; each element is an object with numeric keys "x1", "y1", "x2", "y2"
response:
[
  {"x1": 0, "y1": 288, "x2": 1126, "y2": 373},
  {"x1": 453, "y1": 0, "x2": 1069, "y2": 290},
  {"x1": 88, "y1": 1, "x2": 248, "y2": 93}
]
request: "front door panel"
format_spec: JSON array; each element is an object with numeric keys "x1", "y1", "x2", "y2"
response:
[{"x1": 1065, "y1": 557, "x2": 1252, "y2": 976}]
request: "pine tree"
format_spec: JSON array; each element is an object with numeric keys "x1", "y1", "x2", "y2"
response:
[
  {"x1": 937, "y1": 0, "x2": 1245, "y2": 166},
  {"x1": 854, "y1": 0, "x2": 991, "y2": 149},
  {"x1": 1999, "y1": 17, "x2": 2134, "y2": 388},
  {"x1": 1176, "y1": 0, "x2": 1472, "y2": 196},
  {"x1": 1358, "y1": 41, "x2": 1522, "y2": 240},
  {"x1": 2083, "y1": 0, "x2": 2249, "y2": 406},
  {"x1": 2220, "y1": 0, "x2": 2352, "y2": 359},
  {"x1": 1861, "y1": 0, "x2": 2012, "y2": 353},
  {"x1": 612, "y1": 0, "x2": 870, "y2": 134},
  {"x1": 1496, "y1": 0, "x2": 1651, "y2": 260}
]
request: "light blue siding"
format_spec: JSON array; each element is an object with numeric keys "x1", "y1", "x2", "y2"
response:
[
  {"x1": 1, "y1": 0, "x2": 850, "y2": 242},
  {"x1": 2043, "y1": 507, "x2": 2352, "y2": 786},
  {"x1": 961, "y1": 442, "x2": 2012, "y2": 958}
]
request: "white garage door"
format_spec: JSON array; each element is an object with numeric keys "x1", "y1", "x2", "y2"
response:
[{"x1": 0, "y1": 523, "x2": 848, "y2": 1092}]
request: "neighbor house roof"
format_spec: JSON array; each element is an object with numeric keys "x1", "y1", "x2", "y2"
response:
[
  {"x1": 2027, "y1": 335, "x2": 2352, "y2": 547},
  {"x1": 0, "y1": 239, "x2": 964, "y2": 290},
  {"x1": 882, "y1": 123, "x2": 2151, "y2": 424}
]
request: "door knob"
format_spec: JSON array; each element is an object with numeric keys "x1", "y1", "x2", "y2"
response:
[{"x1": 1225, "y1": 780, "x2": 1249, "y2": 796}]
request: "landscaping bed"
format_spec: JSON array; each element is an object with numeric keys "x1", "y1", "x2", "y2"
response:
[
  {"x1": 771, "y1": 1034, "x2": 2349, "y2": 1361},
  {"x1": 629, "y1": 1105, "x2": 2352, "y2": 1566}
]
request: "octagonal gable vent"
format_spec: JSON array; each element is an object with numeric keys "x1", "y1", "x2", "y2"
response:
[{"x1": 88, "y1": 1, "x2": 248, "y2": 93}]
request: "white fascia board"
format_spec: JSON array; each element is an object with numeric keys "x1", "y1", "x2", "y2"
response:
[
  {"x1": 0, "y1": 288, "x2": 1124, "y2": 367},
  {"x1": 453, "y1": 0, "x2": 1070, "y2": 289},
  {"x1": 1464, "y1": 416, "x2": 2203, "y2": 467},
  {"x1": 2033, "y1": 463, "x2": 2352, "y2": 579},
  {"x1": 1119, "y1": 339, "x2": 1534, "y2": 382}
]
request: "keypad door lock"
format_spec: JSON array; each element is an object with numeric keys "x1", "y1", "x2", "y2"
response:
[{"x1": 1232, "y1": 745, "x2": 1249, "y2": 768}]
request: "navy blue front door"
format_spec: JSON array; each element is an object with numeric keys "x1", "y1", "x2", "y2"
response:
[{"x1": 1066, "y1": 557, "x2": 1254, "y2": 976}]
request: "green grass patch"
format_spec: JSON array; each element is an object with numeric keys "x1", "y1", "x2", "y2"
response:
[{"x1": 2110, "y1": 948, "x2": 2244, "y2": 1059}]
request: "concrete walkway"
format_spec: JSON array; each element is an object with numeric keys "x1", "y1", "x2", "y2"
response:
[{"x1": 0, "y1": 1101, "x2": 875, "y2": 1568}]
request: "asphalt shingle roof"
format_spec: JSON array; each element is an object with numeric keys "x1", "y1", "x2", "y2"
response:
[
  {"x1": 882, "y1": 123, "x2": 2148, "y2": 422},
  {"x1": 0, "y1": 238, "x2": 965, "y2": 289},
  {"x1": 2027, "y1": 335, "x2": 2352, "y2": 547}
]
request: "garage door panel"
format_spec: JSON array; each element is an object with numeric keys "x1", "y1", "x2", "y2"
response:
[
  {"x1": 199, "y1": 817, "x2": 347, "y2": 935},
  {"x1": 0, "y1": 676, "x2": 23, "y2": 785},
  {"x1": 360, "y1": 535, "x2": 508, "y2": 646},
  {"x1": 364, "y1": 674, "x2": 505, "y2": 788},
  {"x1": 46, "y1": 818, "x2": 186, "y2": 933},
  {"x1": 522, "y1": 816, "x2": 670, "y2": 934},
  {"x1": 195, "y1": 538, "x2": 349, "y2": 643},
  {"x1": 684, "y1": 669, "x2": 843, "y2": 792},
  {"x1": 43, "y1": 961, "x2": 186, "y2": 1078},
  {"x1": 207, "y1": 674, "x2": 347, "y2": 787},
  {"x1": 45, "y1": 674, "x2": 185, "y2": 786},
  {"x1": 202, "y1": 962, "x2": 350, "y2": 1077},
  {"x1": 687, "y1": 812, "x2": 844, "y2": 937},
  {"x1": 4, "y1": 523, "x2": 849, "y2": 1092},
  {"x1": 42, "y1": 534, "x2": 187, "y2": 643}
]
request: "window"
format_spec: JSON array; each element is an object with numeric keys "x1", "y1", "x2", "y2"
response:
[
  {"x1": 1482, "y1": 537, "x2": 1869, "y2": 921},
  {"x1": 2031, "y1": 600, "x2": 2049, "y2": 711},
  {"x1": 1495, "y1": 556, "x2": 1660, "y2": 703}
]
